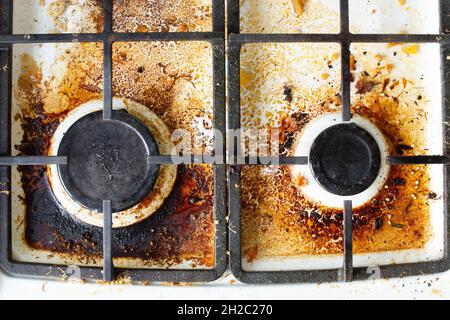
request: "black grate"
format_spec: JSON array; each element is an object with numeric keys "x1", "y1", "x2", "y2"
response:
[
  {"x1": 0, "y1": 0, "x2": 226, "y2": 283},
  {"x1": 227, "y1": 0, "x2": 450, "y2": 283}
]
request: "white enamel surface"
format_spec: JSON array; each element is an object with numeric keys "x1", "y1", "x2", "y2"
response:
[
  {"x1": 13, "y1": 0, "x2": 101, "y2": 34},
  {"x1": 290, "y1": 113, "x2": 390, "y2": 209},
  {"x1": 240, "y1": 0, "x2": 341, "y2": 34},
  {"x1": 349, "y1": 0, "x2": 441, "y2": 34}
]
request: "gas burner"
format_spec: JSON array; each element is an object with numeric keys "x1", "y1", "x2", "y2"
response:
[
  {"x1": 57, "y1": 110, "x2": 160, "y2": 213},
  {"x1": 48, "y1": 98, "x2": 177, "y2": 228},
  {"x1": 309, "y1": 123, "x2": 381, "y2": 196},
  {"x1": 291, "y1": 113, "x2": 390, "y2": 208}
]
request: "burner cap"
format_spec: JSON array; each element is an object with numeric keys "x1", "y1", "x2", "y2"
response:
[
  {"x1": 57, "y1": 110, "x2": 160, "y2": 213},
  {"x1": 309, "y1": 123, "x2": 381, "y2": 196}
]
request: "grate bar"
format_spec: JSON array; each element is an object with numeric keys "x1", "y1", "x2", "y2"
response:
[
  {"x1": 228, "y1": 33, "x2": 447, "y2": 45},
  {"x1": 0, "y1": 35, "x2": 441, "y2": 51},
  {"x1": 227, "y1": 0, "x2": 240, "y2": 34},
  {"x1": 0, "y1": 0, "x2": 12, "y2": 34},
  {"x1": 0, "y1": 32, "x2": 224, "y2": 44},
  {"x1": 0, "y1": 47, "x2": 11, "y2": 159},
  {"x1": 342, "y1": 200, "x2": 353, "y2": 282},
  {"x1": 0, "y1": 156, "x2": 67, "y2": 166},
  {"x1": 227, "y1": 43, "x2": 242, "y2": 152},
  {"x1": 102, "y1": 199, "x2": 114, "y2": 282},
  {"x1": 212, "y1": 39, "x2": 226, "y2": 156},
  {"x1": 0, "y1": 155, "x2": 307, "y2": 166},
  {"x1": 341, "y1": 41, "x2": 351, "y2": 122},
  {"x1": 442, "y1": 0, "x2": 450, "y2": 35},
  {"x1": 147, "y1": 155, "x2": 308, "y2": 165},
  {"x1": 102, "y1": 0, "x2": 113, "y2": 120},
  {"x1": 387, "y1": 156, "x2": 449, "y2": 165},
  {"x1": 212, "y1": 0, "x2": 225, "y2": 32},
  {"x1": 101, "y1": 0, "x2": 114, "y2": 283},
  {"x1": 340, "y1": 0, "x2": 351, "y2": 122},
  {"x1": 0, "y1": 33, "x2": 108, "y2": 43},
  {"x1": 340, "y1": 0, "x2": 350, "y2": 34},
  {"x1": 228, "y1": 165, "x2": 242, "y2": 277},
  {"x1": 350, "y1": 34, "x2": 447, "y2": 43}
]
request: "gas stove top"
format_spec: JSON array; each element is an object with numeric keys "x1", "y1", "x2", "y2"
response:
[{"x1": 0, "y1": 0, "x2": 449, "y2": 285}]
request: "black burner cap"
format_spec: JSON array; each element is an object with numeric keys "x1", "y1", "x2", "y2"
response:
[
  {"x1": 57, "y1": 110, "x2": 160, "y2": 213},
  {"x1": 309, "y1": 123, "x2": 381, "y2": 196}
]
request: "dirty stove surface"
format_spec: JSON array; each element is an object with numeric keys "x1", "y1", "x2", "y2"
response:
[{"x1": 0, "y1": 0, "x2": 449, "y2": 286}]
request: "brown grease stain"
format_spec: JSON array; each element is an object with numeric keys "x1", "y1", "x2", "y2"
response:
[
  {"x1": 14, "y1": 41, "x2": 215, "y2": 267},
  {"x1": 241, "y1": 57, "x2": 432, "y2": 260}
]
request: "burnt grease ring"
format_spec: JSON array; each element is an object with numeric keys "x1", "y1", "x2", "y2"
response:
[
  {"x1": 57, "y1": 110, "x2": 160, "y2": 212},
  {"x1": 310, "y1": 123, "x2": 381, "y2": 196}
]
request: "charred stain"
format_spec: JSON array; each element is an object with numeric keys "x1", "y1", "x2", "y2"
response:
[
  {"x1": 17, "y1": 106, "x2": 213, "y2": 264},
  {"x1": 395, "y1": 143, "x2": 414, "y2": 155}
]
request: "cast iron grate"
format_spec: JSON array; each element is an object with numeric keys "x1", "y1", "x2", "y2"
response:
[
  {"x1": 227, "y1": 0, "x2": 450, "y2": 283},
  {"x1": 0, "y1": 0, "x2": 226, "y2": 283}
]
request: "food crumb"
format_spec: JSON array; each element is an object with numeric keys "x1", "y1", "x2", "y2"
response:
[{"x1": 291, "y1": 0, "x2": 306, "y2": 17}]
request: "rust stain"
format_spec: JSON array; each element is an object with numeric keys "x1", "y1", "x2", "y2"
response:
[{"x1": 14, "y1": 39, "x2": 215, "y2": 267}]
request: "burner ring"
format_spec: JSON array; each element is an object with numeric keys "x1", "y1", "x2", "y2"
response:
[
  {"x1": 48, "y1": 98, "x2": 177, "y2": 228},
  {"x1": 309, "y1": 123, "x2": 381, "y2": 196},
  {"x1": 57, "y1": 110, "x2": 160, "y2": 213},
  {"x1": 290, "y1": 113, "x2": 390, "y2": 208}
]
